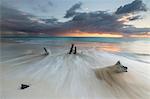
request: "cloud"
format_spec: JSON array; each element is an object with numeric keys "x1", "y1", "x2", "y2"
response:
[
  {"x1": 63, "y1": 11, "x2": 124, "y2": 33},
  {"x1": 42, "y1": 18, "x2": 58, "y2": 23},
  {"x1": 48, "y1": 1, "x2": 53, "y2": 6},
  {"x1": 1, "y1": 1, "x2": 150, "y2": 36},
  {"x1": 122, "y1": 26, "x2": 150, "y2": 34},
  {"x1": 62, "y1": 1, "x2": 149, "y2": 34},
  {"x1": 37, "y1": 0, "x2": 53, "y2": 13},
  {"x1": 1, "y1": 6, "x2": 33, "y2": 32},
  {"x1": 64, "y1": 2, "x2": 82, "y2": 18},
  {"x1": 115, "y1": 0, "x2": 147, "y2": 14},
  {"x1": 1, "y1": 6, "x2": 59, "y2": 35},
  {"x1": 128, "y1": 15, "x2": 142, "y2": 21}
]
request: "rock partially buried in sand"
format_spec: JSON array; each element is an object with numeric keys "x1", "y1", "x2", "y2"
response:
[
  {"x1": 115, "y1": 61, "x2": 128, "y2": 72},
  {"x1": 95, "y1": 61, "x2": 128, "y2": 79},
  {"x1": 20, "y1": 84, "x2": 30, "y2": 90}
]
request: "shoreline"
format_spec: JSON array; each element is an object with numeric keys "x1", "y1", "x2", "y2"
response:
[{"x1": 1, "y1": 40, "x2": 150, "y2": 99}]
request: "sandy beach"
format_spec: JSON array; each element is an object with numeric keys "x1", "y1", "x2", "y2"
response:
[{"x1": 0, "y1": 40, "x2": 150, "y2": 99}]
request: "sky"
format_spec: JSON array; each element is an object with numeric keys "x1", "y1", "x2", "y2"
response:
[{"x1": 1, "y1": 0, "x2": 150, "y2": 37}]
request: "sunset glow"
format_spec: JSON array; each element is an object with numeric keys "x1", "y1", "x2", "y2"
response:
[
  {"x1": 63, "y1": 32, "x2": 124, "y2": 38},
  {"x1": 61, "y1": 31, "x2": 150, "y2": 38},
  {"x1": 97, "y1": 43, "x2": 121, "y2": 52}
]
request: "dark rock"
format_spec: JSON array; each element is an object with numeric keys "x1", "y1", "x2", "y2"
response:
[{"x1": 20, "y1": 84, "x2": 30, "y2": 90}]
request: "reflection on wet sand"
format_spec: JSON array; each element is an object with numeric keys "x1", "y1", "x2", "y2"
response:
[
  {"x1": 75, "y1": 42, "x2": 121, "y2": 52},
  {"x1": 96, "y1": 43, "x2": 121, "y2": 52}
]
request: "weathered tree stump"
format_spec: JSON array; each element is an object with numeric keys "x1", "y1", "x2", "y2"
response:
[
  {"x1": 44, "y1": 47, "x2": 49, "y2": 55},
  {"x1": 73, "y1": 46, "x2": 77, "y2": 54},
  {"x1": 68, "y1": 44, "x2": 74, "y2": 54}
]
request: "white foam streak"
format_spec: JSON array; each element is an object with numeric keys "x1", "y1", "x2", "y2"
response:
[{"x1": 1, "y1": 48, "x2": 150, "y2": 99}]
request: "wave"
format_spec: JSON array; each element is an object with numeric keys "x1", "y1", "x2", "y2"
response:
[
  {"x1": 120, "y1": 40, "x2": 150, "y2": 55},
  {"x1": 1, "y1": 48, "x2": 150, "y2": 99}
]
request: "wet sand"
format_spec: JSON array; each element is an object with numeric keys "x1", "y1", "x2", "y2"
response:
[{"x1": 0, "y1": 41, "x2": 150, "y2": 99}]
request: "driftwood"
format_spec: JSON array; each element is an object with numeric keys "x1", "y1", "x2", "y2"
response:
[
  {"x1": 44, "y1": 47, "x2": 49, "y2": 55},
  {"x1": 68, "y1": 44, "x2": 77, "y2": 54},
  {"x1": 68, "y1": 44, "x2": 74, "y2": 54},
  {"x1": 73, "y1": 46, "x2": 77, "y2": 54}
]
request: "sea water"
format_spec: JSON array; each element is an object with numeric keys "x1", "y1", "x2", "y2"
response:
[{"x1": 1, "y1": 37, "x2": 150, "y2": 63}]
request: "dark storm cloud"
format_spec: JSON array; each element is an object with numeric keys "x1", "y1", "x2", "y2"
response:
[
  {"x1": 128, "y1": 15, "x2": 142, "y2": 21},
  {"x1": 61, "y1": 1, "x2": 149, "y2": 34},
  {"x1": 1, "y1": 0, "x2": 150, "y2": 36},
  {"x1": 1, "y1": 6, "x2": 60, "y2": 35},
  {"x1": 1, "y1": 6, "x2": 34, "y2": 32},
  {"x1": 42, "y1": 18, "x2": 58, "y2": 23},
  {"x1": 115, "y1": 0, "x2": 147, "y2": 14},
  {"x1": 63, "y1": 11, "x2": 124, "y2": 33},
  {"x1": 64, "y1": 2, "x2": 82, "y2": 18},
  {"x1": 122, "y1": 26, "x2": 150, "y2": 33},
  {"x1": 2, "y1": 5, "x2": 120, "y2": 35}
]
